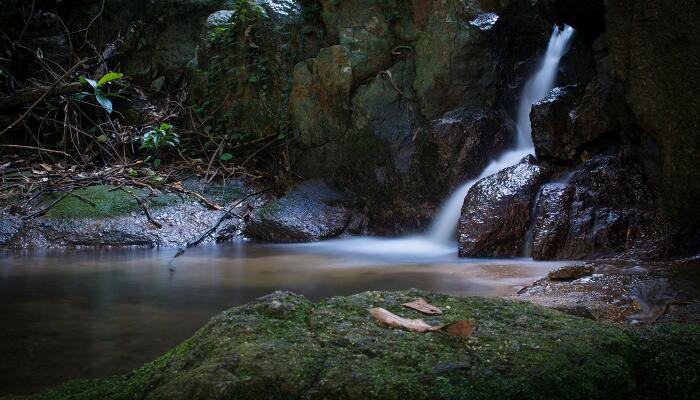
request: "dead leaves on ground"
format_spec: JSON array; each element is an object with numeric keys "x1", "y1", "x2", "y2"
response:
[{"x1": 369, "y1": 301, "x2": 476, "y2": 338}]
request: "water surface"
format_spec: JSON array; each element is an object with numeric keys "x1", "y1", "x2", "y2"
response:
[{"x1": 0, "y1": 242, "x2": 567, "y2": 395}]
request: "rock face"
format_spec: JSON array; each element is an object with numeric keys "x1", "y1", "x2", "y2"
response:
[
  {"x1": 531, "y1": 81, "x2": 617, "y2": 161},
  {"x1": 605, "y1": 0, "x2": 700, "y2": 229},
  {"x1": 33, "y1": 290, "x2": 700, "y2": 400},
  {"x1": 530, "y1": 156, "x2": 681, "y2": 261},
  {"x1": 246, "y1": 180, "x2": 350, "y2": 242},
  {"x1": 458, "y1": 156, "x2": 548, "y2": 257}
]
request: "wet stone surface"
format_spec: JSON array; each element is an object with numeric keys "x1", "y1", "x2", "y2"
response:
[
  {"x1": 246, "y1": 180, "x2": 351, "y2": 242},
  {"x1": 517, "y1": 259, "x2": 700, "y2": 324}
]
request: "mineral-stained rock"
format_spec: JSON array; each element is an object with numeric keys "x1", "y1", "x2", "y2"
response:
[
  {"x1": 32, "y1": 290, "x2": 700, "y2": 400},
  {"x1": 290, "y1": 45, "x2": 353, "y2": 148},
  {"x1": 246, "y1": 180, "x2": 350, "y2": 242},
  {"x1": 458, "y1": 155, "x2": 548, "y2": 257}
]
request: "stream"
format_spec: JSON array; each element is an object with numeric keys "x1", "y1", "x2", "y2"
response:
[{"x1": 0, "y1": 243, "x2": 567, "y2": 395}]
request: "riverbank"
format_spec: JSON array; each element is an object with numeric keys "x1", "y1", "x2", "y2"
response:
[{"x1": 18, "y1": 290, "x2": 700, "y2": 400}]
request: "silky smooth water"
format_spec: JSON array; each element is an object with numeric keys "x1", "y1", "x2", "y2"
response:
[
  {"x1": 429, "y1": 25, "x2": 574, "y2": 245},
  {"x1": 0, "y1": 25, "x2": 578, "y2": 396},
  {"x1": 0, "y1": 244, "x2": 568, "y2": 395}
]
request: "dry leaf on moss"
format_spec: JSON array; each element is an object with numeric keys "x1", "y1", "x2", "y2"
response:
[
  {"x1": 368, "y1": 307, "x2": 475, "y2": 337},
  {"x1": 402, "y1": 298, "x2": 443, "y2": 315},
  {"x1": 440, "y1": 320, "x2": 476, "y2": 337},
  {"x1": 369, "y1": 307, "x2": 434, "y2": 332}
]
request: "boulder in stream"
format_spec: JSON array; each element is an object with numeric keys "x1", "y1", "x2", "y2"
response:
[
  {"x1": 458, "y1": 155, "x2": 548, "y2": 257},
  {"x1": 246, "y1": 180, "x2": 350, "y2": 242}
]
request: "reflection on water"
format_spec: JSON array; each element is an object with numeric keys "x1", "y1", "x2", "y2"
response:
[{"x1": 0, "y1": 242, "x2": 567, "y2": 395}]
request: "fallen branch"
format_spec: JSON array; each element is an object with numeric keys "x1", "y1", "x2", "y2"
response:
[
  {"x1": 117, "y1": 187, "x2": 162, "y2": 229},
  {"x1": 184, "y1": 188, "x2": 270, "y2": 248},
  {"x1": 0, "y1": 82, "x2": 83, "y2": 110},
  {"x1": 166, "y1": 183, "x2": 222, "y2": 210}
]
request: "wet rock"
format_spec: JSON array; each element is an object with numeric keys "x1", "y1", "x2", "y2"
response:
[
  {"x1": 0, "y1": 212, "x2": 23, "y2": 248},
  {"x1": 431, "y1": 109, "x2": 515, "y2": 187},
  {"x1": 531, "y1": 81, "x2": 617, "y2": 161},
  {"x1": 38, "y1": 290, "x2": 700, "y2": 400},
  {"x1": 458, "y1": 156, "x2": 549, "y2": 257},
  {"x1": 548, "y1": 263, "x2": 594, "y2": 280},
  {"x1": 206, "y1": 10, "x2": 235, "y2": 27},
  {"x1": 1, "y1": 183, "x2": 256, "y2": 249},
  {"x1": 246, "y1": 180, "x2": 350, "y2": 242},
  {"x1": 530, "y1": 85, "x2": 583, "y2": 160},
  {"x1": 531, "y1": 155, "x2": 682, "y2": 261},
  {"x1": 519, "y1": 260, "x2": 700, "y2": 325},
  {"x1": 531, "y1": 183, "x2": 575, "y2": 259}
]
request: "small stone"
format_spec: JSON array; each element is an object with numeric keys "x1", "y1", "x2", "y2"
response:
[{"x1": 548, "y1": 264, "x2": 595, "y2": 281}]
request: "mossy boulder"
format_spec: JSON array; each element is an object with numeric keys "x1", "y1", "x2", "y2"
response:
[
  {"x1": 33, "y1": 290, "x2": 700, "y2": 400},
  {"x1": 40, "y1": 185, "x2": 178, "y2": 219}
]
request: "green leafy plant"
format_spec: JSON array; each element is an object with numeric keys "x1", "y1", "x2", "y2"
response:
[
  {"x1": 139, "y1": 123, "x2": 179, "y2": 167},
  {"x1": 76, "y1": 72, "x2": 125, "y2": 114}
]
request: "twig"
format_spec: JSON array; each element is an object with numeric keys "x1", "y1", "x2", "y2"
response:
[
  {"x1": 0, "y1": 60, "x2": 86, "y2": 137},
  {"x1": 117, "y1": 187, "x2": 162, "y2": 229},
  {"x1": 0, "y1": 144, "x2": 74, "y2": 159},
  {"x1": 23, "y1": 188, "x2": 94, "y2": 220},
  {"x1": 166, "y1": 183, "x2": 222, "y2": 210},
  {"x1": 183, "y1": 188, "x2": 271, "y2": 249},
  {"x1": 205, "y1": 135, "x2": 227, "y2": 182}
]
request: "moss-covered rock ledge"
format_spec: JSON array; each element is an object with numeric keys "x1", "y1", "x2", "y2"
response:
[{"x1": 31, "y1": 291, "x2": 699, "y2": 400}]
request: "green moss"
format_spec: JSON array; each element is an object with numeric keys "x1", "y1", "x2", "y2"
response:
[
  {"x1": 41, "y1": 185, "x2": 178, "y2": 219},
  {"x1": 31, "y1": 291, "x2": 700, "y2": 400}
]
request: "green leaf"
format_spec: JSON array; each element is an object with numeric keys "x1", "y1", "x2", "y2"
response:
[
  {"x1": 79, "y1": 76, "x2": 97, "y2": 89},
  {"x1": 73, "y1": 92, "x2": 89, "y2": 101},
  {"x1": 97, "y1": 72, "x2": 124, "y2": 88},
  {"x1": 153, "y1": 159, "x2": 162, "y2": 168},
  {"x1": 97, "y1": 134, "x2": 108, "y2": 142},
  {"x1": 220, "y1": 152, "x2": 233, "y2": 161},
  {"x1": 95, "y1": 94, "x2": 113, "y2": 113}
]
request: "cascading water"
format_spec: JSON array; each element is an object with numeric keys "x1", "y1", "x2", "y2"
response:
[
  {"x1": 293, "y1": 25, "x2": 574, "y2": 260},
  {"x1": 428, "y1": 25, "x2": 574, "y2": 245}
]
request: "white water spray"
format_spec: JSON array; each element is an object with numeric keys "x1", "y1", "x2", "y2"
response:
[{"x1": 427, "y1": 25, "x2": 574, "y2": 245}]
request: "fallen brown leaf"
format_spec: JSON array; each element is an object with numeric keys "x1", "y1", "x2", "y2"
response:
[
  {"x1": 402, "y1": 298, "x2": 443, "y2": 315},
  {"x1": 369, "y1": 307, "x2": 475, "y2": 337},
  {"x1": 438, "y1": 320, "x2": 476, "y2": 337},
  {"x1": 368, "y1": 307, "x2": 433, "y2": 333}
]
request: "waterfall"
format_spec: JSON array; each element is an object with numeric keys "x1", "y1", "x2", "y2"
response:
[
  {"x1": 290, "y1": 26, "x2": 575, "y2": 260},
  {"x1": 428, "y1": 25, "x2": 575, "y2": 245}
]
